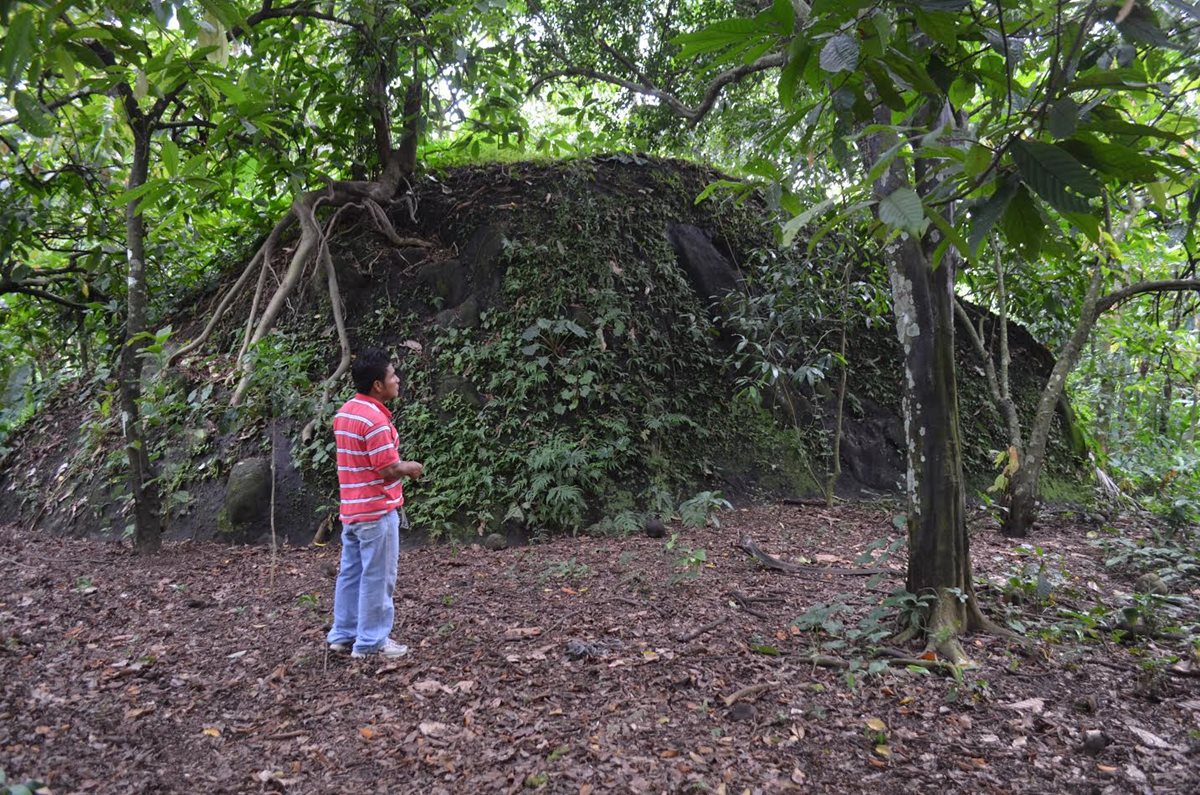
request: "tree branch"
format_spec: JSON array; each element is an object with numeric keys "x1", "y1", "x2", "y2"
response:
[
  {"x1": 243, "y1": 3, "x2": 365, "y2": 34},
  {"x1": 1096, "y1": 279, "x2": 1200, "y2": 314},
  {"x1": 0, "y1": 280, "x2": 88, "y2": 310},
  {"x1": 0, "y1": 88, "x2": 99, "y2": 128},
  {"x1": 532, "y1": 51, "x2": 786, "y2": 125}
]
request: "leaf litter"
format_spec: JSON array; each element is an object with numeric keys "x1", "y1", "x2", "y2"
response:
[{"x1": 1, "y1": 503, "x2": 1197, "y2": 793}]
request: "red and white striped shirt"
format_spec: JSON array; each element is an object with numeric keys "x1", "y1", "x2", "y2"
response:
[{"x1": 333, "y1": 394, "x2": 403, "y2": 523}]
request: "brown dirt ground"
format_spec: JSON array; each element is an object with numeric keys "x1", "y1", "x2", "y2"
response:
[{"x1": 2, "y1": 503, "x2": 1198, "y2": 794}]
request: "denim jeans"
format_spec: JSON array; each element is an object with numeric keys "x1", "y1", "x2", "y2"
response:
[{"x1": 327, "y1": 509, "x2": 403, "y2": 654}]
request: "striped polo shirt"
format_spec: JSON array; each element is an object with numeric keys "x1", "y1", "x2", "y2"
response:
[{"x1": 333, "y1": 394, "x2": 403, "y2": 523}]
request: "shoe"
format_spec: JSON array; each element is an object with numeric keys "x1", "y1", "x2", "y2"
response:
[
  {"x1": 328, "y1": 640, "x2": 353, "y2": 653},
  {"x1": 351, "y1": 639, "x2": 409, "y2": 659}
]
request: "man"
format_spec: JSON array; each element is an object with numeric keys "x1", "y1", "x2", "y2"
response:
[{"x1": 326, "y1": 349, "x2": 423, "y2": 659}]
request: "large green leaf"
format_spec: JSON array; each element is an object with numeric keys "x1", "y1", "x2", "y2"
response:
[
  {"x1": 819, "y1": 34, "x2": 859, "y2": 73},
  {"x1": 778, "y1": 37, "x2": 811, "y2": 109},
  {"x1": 1077, "y1": 118, "x2": 1188, "y2": 144},
  {"x1": 1010, "y1": 138, "x2": 1102, "y2": 215},
  {"x1": 914, "y1": 9, "x2": 957, "y2": 49},
  {"x1": 864, "y1": 59, "x2": 906, "y2": 111},
  {"x1": 1047, "y1": 97, "x2": 1077, "y2": 139},
  {"x1": 1000, "y1": 185, "x2": 1044, "y2": 259},
  {"x1": 1, "y1": 9, "x2": 34, "y2": 90},
  {"x1": 13, "y1": 91, "x2": 54, "y2": 137},
  {"x1": 1067, "y1": 67, "x2": 1149, "y2": 92},
  {"x1": 878, "y1": 185, "x2": 924, "y2": 235},
  {"x1": 672, "y1": 18, "x2": 766, "y2": 59},
  {"x1": 1058, "y1": 136, "x2": 1161, "y2": 182},
  {"x1": 968, "y1": 176, "x2": 1018, "y2": 256}
]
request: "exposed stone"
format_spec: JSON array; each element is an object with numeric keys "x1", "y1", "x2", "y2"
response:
[
  {"x1": 223, "y1": 458, "x2": 271, "y2": 527},
  {"x1": 1134, "y1": 572, "x2": 1168, "y2": 596},
  {"x1": 666, "y1": 223, "x2": 743, "y2": 302},
  {"x1": 416, "y1": 260, "x2": 470, "y2": 307},
  {"x1": 483, "y1": 532, "x2": 508, "y2": 551}
]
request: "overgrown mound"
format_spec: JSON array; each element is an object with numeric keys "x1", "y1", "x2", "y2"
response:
[{"x1": 0, "y1": 156, "x2": 1086, "y2": 543}]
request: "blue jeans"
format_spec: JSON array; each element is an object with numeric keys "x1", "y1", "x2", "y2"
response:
[{"x1": 327, "y1": 509, "x2": 401, "y2": 654}]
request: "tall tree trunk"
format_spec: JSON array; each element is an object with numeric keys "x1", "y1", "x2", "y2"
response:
[
  {"x1": 861, "y1": 105, "x2": 987, "y2": 662},
  {"x1": 1002, "y1": 263, "x2": 1104, "y2": 537},
  {"x1": 887, "y1": 237, "x2": 983, "y2": 659},
  {"x1": 118, "y1": 122, "x2": 164, "y2": 553}
]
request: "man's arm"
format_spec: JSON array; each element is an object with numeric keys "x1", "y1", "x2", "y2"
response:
[{"x1": 380, "y1": 460, "x2": 423, "y2": 481}]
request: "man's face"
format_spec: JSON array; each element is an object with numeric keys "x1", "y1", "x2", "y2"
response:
[{"x1": 374, "y1": 364, "x2": 401, "y2": 402}]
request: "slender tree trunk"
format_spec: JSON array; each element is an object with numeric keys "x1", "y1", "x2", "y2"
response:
[
  {"x1": 861, "y1": 105, "x2": 987, "y2": 662},
  {"x1": 1003, "y1": 263, "x2": 1104, "y2": 537},
  {"x1": 118, "y1": 121, "x2": 164, "y2": 553}
]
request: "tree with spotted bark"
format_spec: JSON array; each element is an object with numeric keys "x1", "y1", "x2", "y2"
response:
[{"x1": 534, "y1": 0, "x2": 1200, "y2": 660}]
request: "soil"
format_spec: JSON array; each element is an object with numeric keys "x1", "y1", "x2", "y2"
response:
[{"x1": 2, "y1": 503, "x2": 1198, "y2": 794}]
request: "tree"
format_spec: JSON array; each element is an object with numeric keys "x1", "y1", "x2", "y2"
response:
[
  {"x1": 535, "y1": 0, "x2": 1200, "y2": 657},
  {"x1": 2, "y1": 0, "x2": 537, "y2": 548}
]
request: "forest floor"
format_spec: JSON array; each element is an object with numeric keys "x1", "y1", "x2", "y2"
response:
[{"x1": 2, "y1": 502, "x2": 1198, "y2": 794}]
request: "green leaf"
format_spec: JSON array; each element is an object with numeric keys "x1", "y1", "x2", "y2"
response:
[
  {"x1": 963, "y1": 143, "x2": 992, "y2": 179},
  {"x1": 819, "y1": 34, "x2": 859, "y2": 73},
  {"x1": 781, "y1": 197, "x2": 835, "y2": 247},
  {"x1": 1067, "y1": 67, "x2": 1149, "y2": 92},
  {"x1": 925, "y1": 207, "x2": 971, "y2": 263},
  {"x1": 1000, "y1": 185, "x2": 1044, "y2": 259},
  {"x1": 778, "y1": 38, "x2": 811, "y2": 110},
  {"x1": 864, "y1": 59, "x2": 906, "y2": 111},
  {"x1": 1047, "y1": 97, "x2": 1078, "y2": 139},
  {"x1": 1058, "y1": 136, "x2": 1160, "y2": 182},
  {"x1": 968, "y1": 177, "x2": 1018, "y2": 256},
  {"x1": 13, "y1": 91, "x2": 54, "y2": 137},
  {"x1": 672, "y1": 18, "x2": 766, "y2": 59},
  {"x1": 1061, "y1": 211, "x2": 1101, "y2": 243},
  {"x1": 772, "y1": 0, "x2": 795, "y2": 30},
  {"x1": 114, "y1": 177, "x2": 168, "y2": 208},
  {"x1": 1076, "y1": 118, "x2": 1188, "y2": 144},
  {"x1": 1, "y1": 9, "x2": 34, "y2": 90},
  {"x1": 878, "y1": 186, "x2": 924, "y2": 235},
  {"x1": 914, "y1": 9, "x2": 957, "y2": 49},
  {"x1": 161, "y1": 138, "x2": 179, "y2": 177},
  {"x1": 694, "y1": 179, "x2": 742, "y2": 205},
  {"x1": 948, "y1": 76, "x2": 975, "y2": 107},
  {"x1": 1010, "y1": 138, "x2": 1102, "y2": 215},
  {"x1": 750, "y1": 643, "x2": 781, "y2": 656}
]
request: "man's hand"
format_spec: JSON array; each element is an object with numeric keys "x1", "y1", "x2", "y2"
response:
[{"x1": 381, "y1": 460, "x2": 424, "y2": 481}]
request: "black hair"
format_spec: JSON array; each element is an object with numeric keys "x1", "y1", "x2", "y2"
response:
[{"x1": 351, "y1": 349, "x2": 391, "y2": 394}]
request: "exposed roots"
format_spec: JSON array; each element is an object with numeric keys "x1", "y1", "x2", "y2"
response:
[
  {"x1": 171, "y1": 167, "x2": 427, "y2": 414},
  {"x1": 892, "y1": 588, "x2": 1032, "y2": 668}
]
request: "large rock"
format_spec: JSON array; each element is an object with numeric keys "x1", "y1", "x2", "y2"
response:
[
  {"x1": 224, "y1": 458, "x2": 271, "y2": 527},
  {"x1": 666, "y1": 223, "x2": 743, "y2": 302}
]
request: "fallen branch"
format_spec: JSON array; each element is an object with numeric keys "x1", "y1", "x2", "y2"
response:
[
  {"x1": 780, "y1": 498, "x2": 832, "y2": 507},
  {"x1": 727, "y1": 591, "x2": 781, "y2": 620},
  {"x1": 677, "y1": 616, "x2": 726, "y2": 643},
  {"x1": 738, "y1": 535, "x2": 892, "y2": 577},
  {"x1": 804, "y1": 654, "x2": 963, "y2": 675},
  {"x1": 723, "y1": 682, "x2": 777, "y2": 707}
]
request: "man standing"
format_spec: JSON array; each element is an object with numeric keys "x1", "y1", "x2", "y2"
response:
[{"x1": 327, "y1": 349, "x2": 423, "y2": 659}]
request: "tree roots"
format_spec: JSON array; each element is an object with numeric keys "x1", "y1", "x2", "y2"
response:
[{"x1": 169, "y1": 173, "x2": 426, "y2": 414}]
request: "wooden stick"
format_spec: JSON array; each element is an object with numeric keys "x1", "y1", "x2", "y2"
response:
[
  {"x1": 723, "y1": 682, "x2": 776, "y2": 706},
  {"x1": 677, "y1": 616, "x2": 726, "y2": 643}
]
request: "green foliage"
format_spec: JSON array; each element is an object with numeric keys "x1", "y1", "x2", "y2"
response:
[
  {"x1": 540, "y1": 558, "x2": 593, "y2": 582},
  {"x1": 0, "y1": 767, "x2": 48, "y2": 795},
  {"x1": 678, "y1": 491, "x2": 731, "y2": 529},
  {"x1": 1099, "y1": 532, "x2": 1200, "y2": 588},
  {"x1": 663, "y1": 533, "x2": 707, "y2": 585}
]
